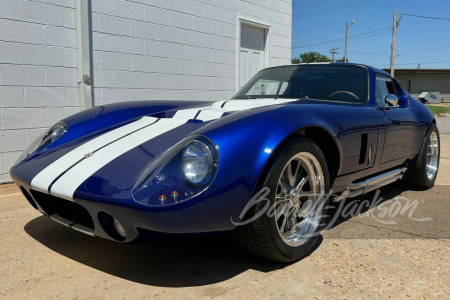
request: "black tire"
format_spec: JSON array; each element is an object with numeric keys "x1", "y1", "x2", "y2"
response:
[
  {"x1": 405, "y1": 123, "x2": 440, "y2": 189},
  {"x1": 231, "y1": 137, "x2": 330, "y2": 263}
]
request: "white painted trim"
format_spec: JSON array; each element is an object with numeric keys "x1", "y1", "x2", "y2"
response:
[
  {"x1": 236, "y1": 16, "x2": 271, "y2": 90},
  {"x1": 75, "y1": 0, "x2": 94, "y2": 109}
]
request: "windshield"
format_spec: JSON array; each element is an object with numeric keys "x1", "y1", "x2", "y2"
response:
[{"x1": 232, "y1": 64, "x2": 368, "y2": 103}]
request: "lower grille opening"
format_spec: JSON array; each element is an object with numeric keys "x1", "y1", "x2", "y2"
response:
[
  {"x1": 31, "y1": 190, "x2": 95, "y2": 230},
  {"x1": 21, "y1": 187, "x2": 38, "y2": 210},
  {"x1": 98, "y1": 212, "x2": 127, "y2": 242}
]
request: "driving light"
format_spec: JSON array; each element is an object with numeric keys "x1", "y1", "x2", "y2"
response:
[
  {"x1": 171, "y1": 191, "x2": 179, "y2": 203},
  {"x1": 159, "y1": 195, "x2": 167, "y2": 205},
  {"x1": 182, "y1": 140, "x2": 215, "y2": 185}
]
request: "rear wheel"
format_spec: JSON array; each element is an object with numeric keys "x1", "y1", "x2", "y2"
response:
[
  {"x1": 405, "y1": 123, "x2": 440, "y2": 189},
  {"x1": 232, "y1": 138, "x2": 330, "y2": 262}
]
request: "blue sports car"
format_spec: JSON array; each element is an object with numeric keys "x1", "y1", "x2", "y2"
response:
[{"x1": 11, "y1": 63, "x2": 440, "y2": 262}]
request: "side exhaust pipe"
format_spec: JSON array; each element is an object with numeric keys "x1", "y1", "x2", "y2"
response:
[{"x1": 343, "y1": 167, "x2": 407, "y2": 198}]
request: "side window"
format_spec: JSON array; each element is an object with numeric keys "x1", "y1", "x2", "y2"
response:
[
  {"x1": 386, "y1": 80, "x2": 397, "y2": 95},
  {"x1": 375, "y1": 77, "x2": 389, "y2": 107},
  {"x1": 375, "y1": 76, "x2": 397, "y2": 107},
  {"x1": 394, "y1": 79, "x2": 408, "y2": 97}
]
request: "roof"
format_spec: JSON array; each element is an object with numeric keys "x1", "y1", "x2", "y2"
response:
[
  {"x1": 282, "y1": 62, "x2": 390, "y2": 76},
  {"x1": 382, "y1": 69, "x2": 450, "y2": 74}
]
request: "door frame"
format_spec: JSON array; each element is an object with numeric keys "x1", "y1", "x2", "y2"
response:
[
  {"x1": 236, "y1": 17, "x2": 271, "y2": 90},
  {"x1": 374, "y1": 74, "x2": 419, "y2": 163}
]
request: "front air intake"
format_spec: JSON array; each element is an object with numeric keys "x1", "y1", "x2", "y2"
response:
[{"x1": 31, "y1": 190, "x2": 95, "y2": 230}]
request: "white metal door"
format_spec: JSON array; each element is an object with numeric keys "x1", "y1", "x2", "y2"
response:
[{"x1": 240, "y1": 25, "x2": 265, "y2": 88}]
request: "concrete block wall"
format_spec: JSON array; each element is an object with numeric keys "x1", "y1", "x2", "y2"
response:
[
  {"x1": 0, "y1": 0, "x2": 80, "y2": 183},
  {"x1": 0, "y1": 0, "x2": 292, "y2": 183},
  {"x1": 92, "y1": 0, "x2": 292, "y2": 105}
]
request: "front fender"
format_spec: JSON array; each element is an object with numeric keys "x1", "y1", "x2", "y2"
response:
[{"x1": 199, "y1": 104, "x2": 339, "y2": 202}]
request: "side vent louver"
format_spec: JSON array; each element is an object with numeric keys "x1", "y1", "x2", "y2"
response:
[{"x1": 359, "y1": 133, "x2": 368, "y2": 165}]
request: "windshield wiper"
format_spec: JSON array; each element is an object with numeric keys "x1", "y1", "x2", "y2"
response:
[{"x1": 244, "y1": 95, "x2": 257, "y2": 99}]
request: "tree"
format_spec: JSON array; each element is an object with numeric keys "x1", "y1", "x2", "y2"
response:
[
  {"x1": 291, "y1": 51, "x2": 332, "y2": 64},
  {"x1": 292, "y1": 57, "x2": 301, "y2": 64},
  {"x1": 335, "y1": 57, "x2": 348, "y2": 63}
]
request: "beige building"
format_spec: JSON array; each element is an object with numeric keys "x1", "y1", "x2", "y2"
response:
[{"x1": 389, "y1": 69, "x2": 450, "y2": 102}]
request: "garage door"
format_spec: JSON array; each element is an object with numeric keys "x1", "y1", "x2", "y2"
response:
[{"x1": 240, "y1": 25, "x2": 265, "y2": 88}]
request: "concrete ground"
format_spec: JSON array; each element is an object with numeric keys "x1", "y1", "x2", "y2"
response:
[
  {"x1": 0, "y1": 137, "x2": 449, "y2": 299},
  {"x1": 437, "y1": 117, "x2": 450, "y2": 135}
]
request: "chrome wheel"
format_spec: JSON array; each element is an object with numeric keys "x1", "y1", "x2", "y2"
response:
[
  {"x1": 274, "y1": 152, "x2": 325, "y2": 247},
  {"x1": 426, "y1": 131, "x2": 439, "y2": 180}
]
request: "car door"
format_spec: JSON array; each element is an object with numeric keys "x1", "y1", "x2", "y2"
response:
[
  {"x1": 335, "y1": 104, "x2": 379, "y2": 174},
  {"x1": 375, "y1": 75, "x2": 419, "y2": 163}
]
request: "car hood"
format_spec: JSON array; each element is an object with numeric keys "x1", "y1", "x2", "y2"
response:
[{"x1": 12, "y1": 99, "x2": 298, "y2": 202}]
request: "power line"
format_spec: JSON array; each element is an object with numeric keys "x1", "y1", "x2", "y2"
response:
[
  {"x1": 374, "y1": 60, "x2": 450, "y2": 68},
  {"x1": 396, "y1": 60, "x2": 450, "y2": 66},
  {"x1": 294, "y1": 30, "x2": 343, "y2": 44},
  {"x1": 348, "y1": 50, "x2": 387, "y2": 55},
  {"x1": 292, "y1": 27, "x2": 391, "y2": 48},
  {"x1": 365, "y1": 45, "x2": 392, "y2": 63},
  {"x1": 402, "y1": 13, "x2": 450, "y2": 21},
  {"x1": 299, "y1": 0, "x2": 334, "y2": 8},
  {"x1": 349, "y1": 32, "x2": 391, "y2": 41},
  {"x1": 397, "y1": 46, "x2": 450, "y2": 53},
  {"x1": 293, "y1": 32, "x2": 390, "y2": 48},
  {"x1": 347, "y1": 27, "x2": 392, "y2": 39},
  {"x1": 349, "y1": 46, "x2": 450, "y2": 55},
  {"x1": 294, "y1": 0, "x2": 375, "y2": 18}
]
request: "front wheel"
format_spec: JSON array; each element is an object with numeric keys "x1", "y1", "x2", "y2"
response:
[
  {"x1": 232, "y1": 137, "x2": 330, "y2": 262},
  {"x1": 405, "y1": 123, "x2": 440, "y2": 189}
]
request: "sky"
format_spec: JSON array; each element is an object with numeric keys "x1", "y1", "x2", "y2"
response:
[{"x1": 292, "y1": 0, "x2": 450, "y2": 69}]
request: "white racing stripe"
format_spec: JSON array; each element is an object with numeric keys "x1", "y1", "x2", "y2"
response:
[
  {"x1": 31, "y1": 116, "x2": 159, "y2": 194},
  {"x1": 50, "y1": 118, "x2": 188, "y2": 201},
  {"x1": 172, "y1": 101, "x2": 228, "y2": 120},
  {"x1": 192, "y1": 99, "x2": 295, "y2": 121},
  {"x1": 172, "y1": 108, "x2": 200, "y2": 119},
  {"x1": 196, "y1": 109, "x2": 226, "y2": 121},
  {"x1": 211, "y1": 101, "x2": 228, "y2": 109},
  {"x1": 31, "y1": 99, "x2": 298, "y2": 200},
  {"x1": 221, "y1": 99, "x2": 295, "y2": 112}
]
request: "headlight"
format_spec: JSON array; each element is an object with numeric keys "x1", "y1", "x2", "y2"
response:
[
  {"x1": 132, "y1": 135, "x2": 218, "y2": 206},
  {"x1": 50, "y1": 124, "x2": 67, "y2": 141},
  {"x1": 15, "y1": 121, "x2": 67, "y2": 164},
  {"x1": 182, "y1": 141, "x2": 215, "y2": 185}
]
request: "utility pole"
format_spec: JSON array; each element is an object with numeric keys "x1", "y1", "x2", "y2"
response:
[
  {"x1": 390, "y1": 10, "x2": 397, "y2": 77},
  {"x1": 329, "y1": 46, "x2": 339, "y2": 62},
  {"x1": 344, "y1": 23, "x2": 349, "y2": 63}
]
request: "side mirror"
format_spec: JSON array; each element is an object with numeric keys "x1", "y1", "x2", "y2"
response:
[{"x1": 385, "y1": 94, "x2": 399, "y2": 106}]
